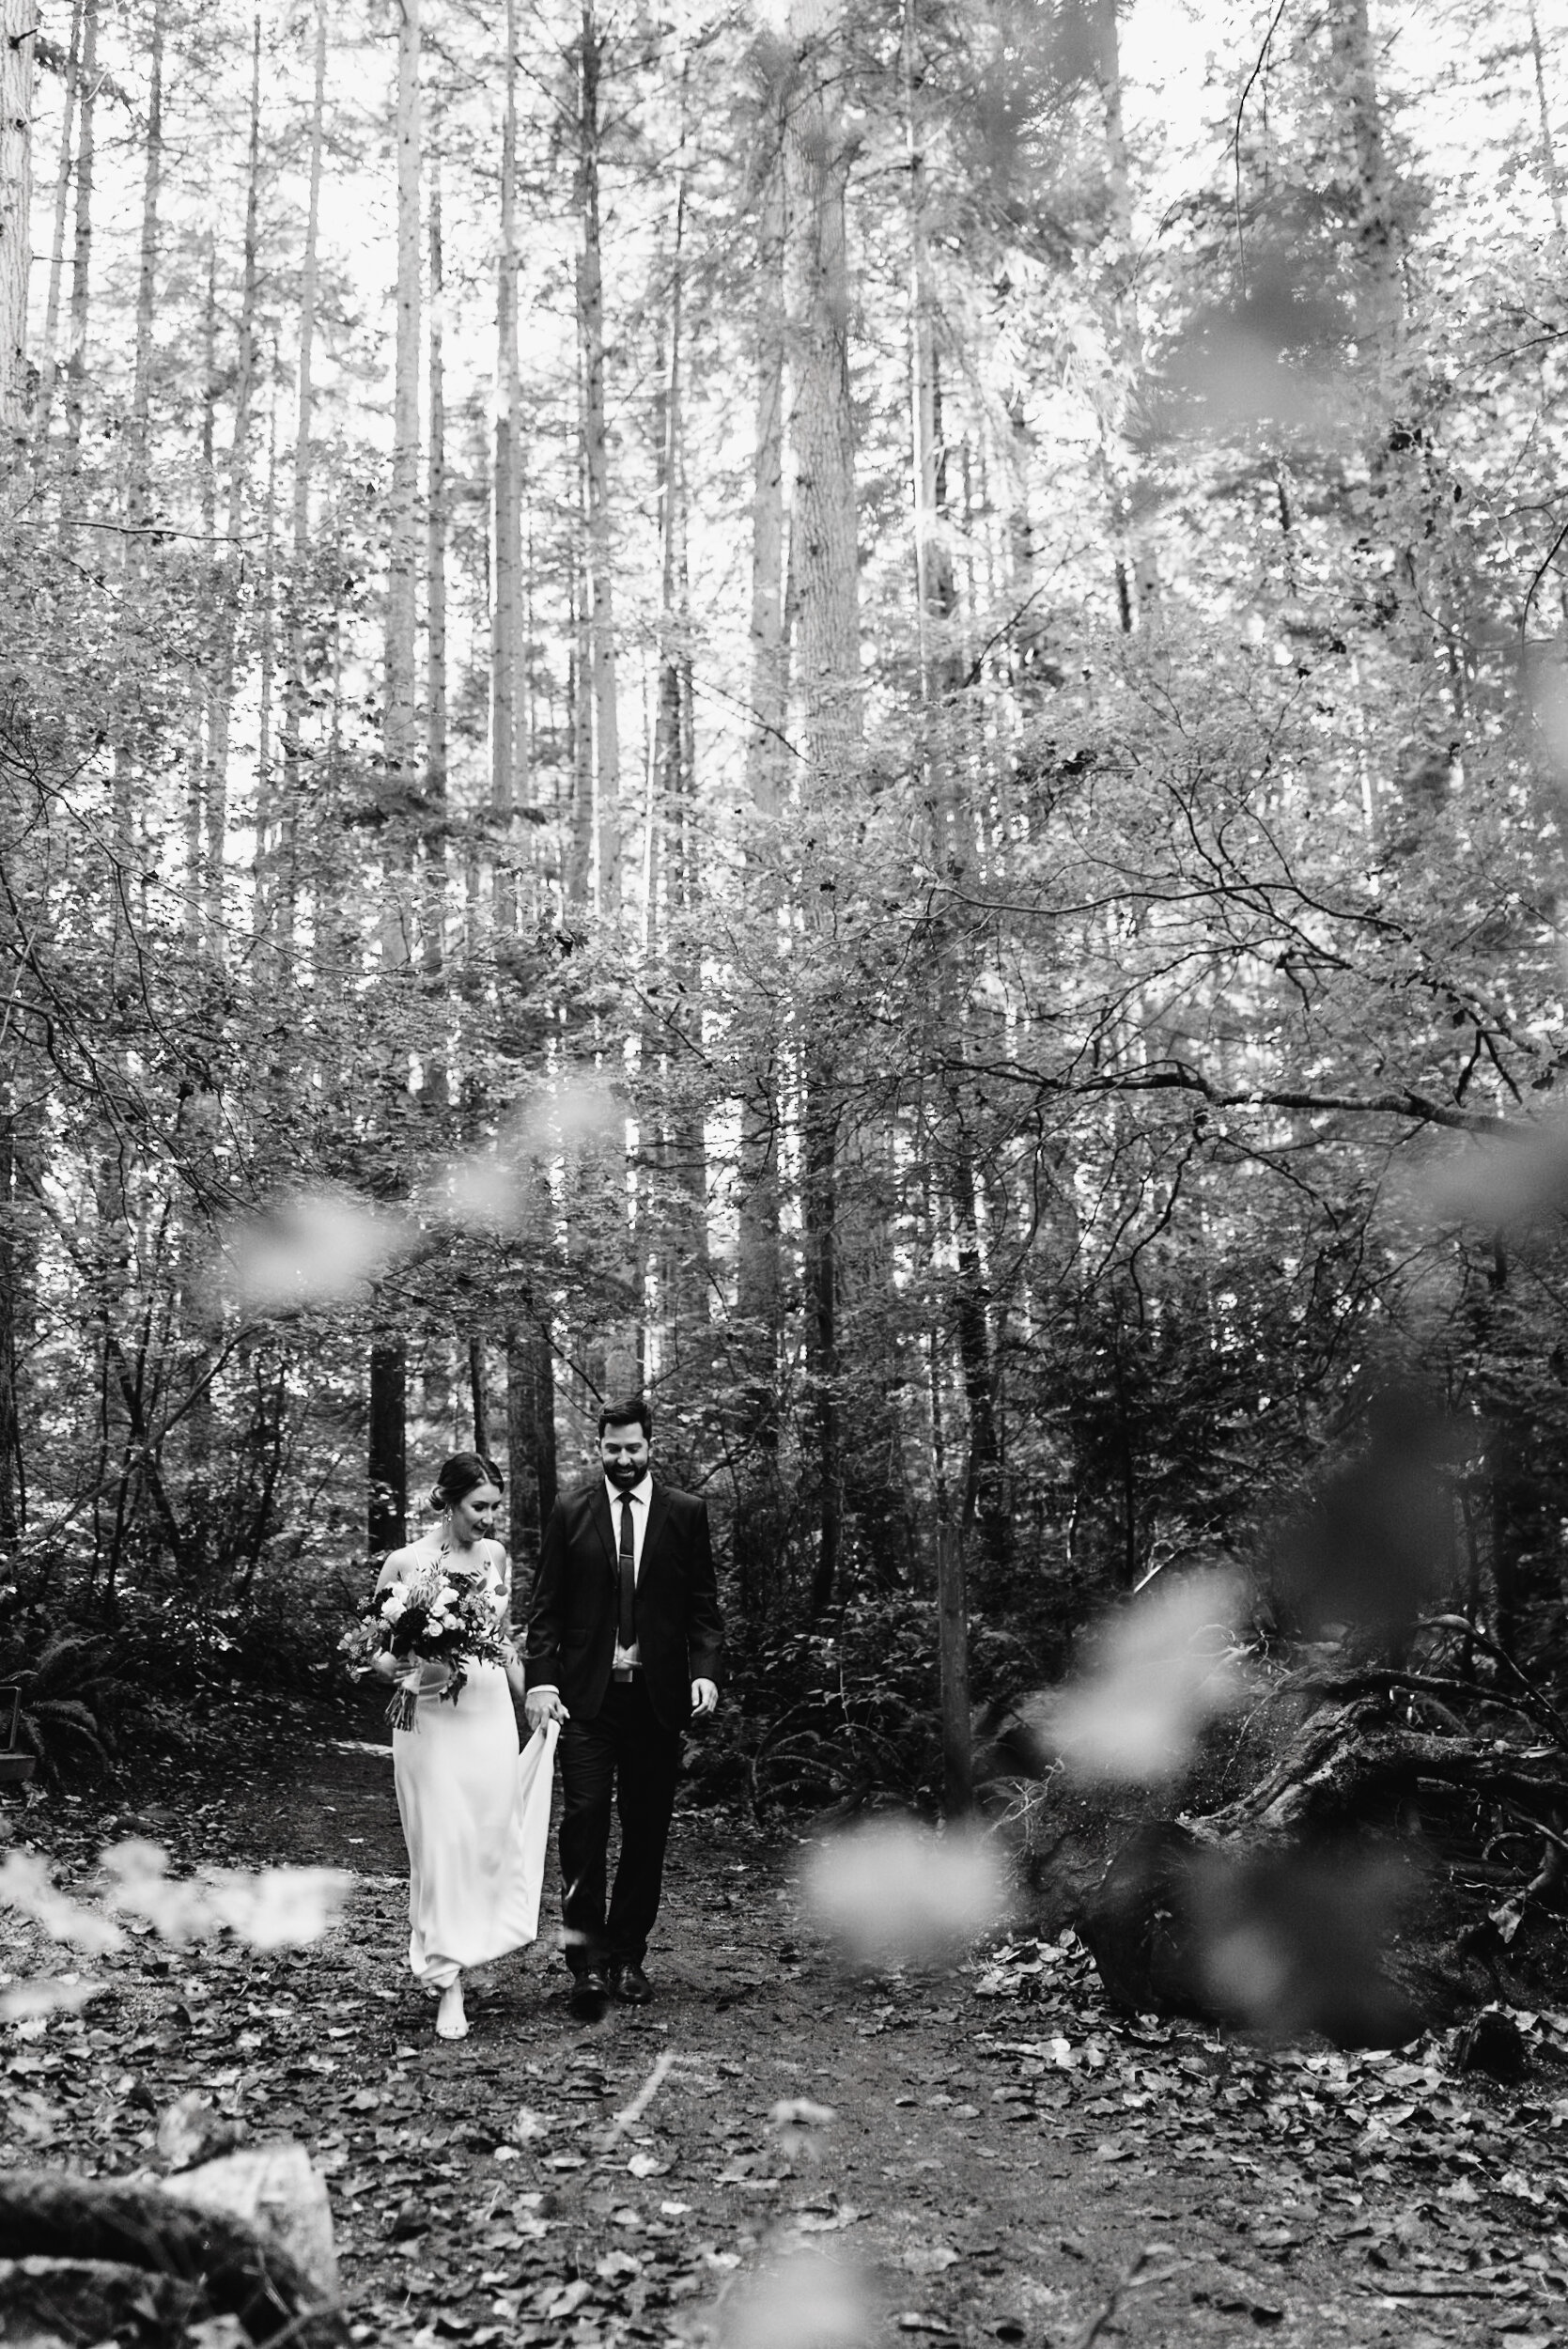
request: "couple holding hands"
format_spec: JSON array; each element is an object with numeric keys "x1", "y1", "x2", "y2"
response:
[{"x1": 372, "y1": 1398, "x2": 724, "y2": 2040}]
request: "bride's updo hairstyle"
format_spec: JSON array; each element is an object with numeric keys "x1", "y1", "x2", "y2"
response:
[{"x1": 429, "y1": 1451, "x2": 505, "y2": 1515}]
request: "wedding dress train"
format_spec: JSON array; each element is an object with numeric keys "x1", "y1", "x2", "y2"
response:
[{"x1": 394, "y1": 1662, "x2": 557, "y2": 1988}]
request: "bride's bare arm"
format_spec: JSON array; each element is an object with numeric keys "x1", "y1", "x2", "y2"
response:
[{"x1": 371, "y1": 1545, "x2": 424, "y2": 1683}]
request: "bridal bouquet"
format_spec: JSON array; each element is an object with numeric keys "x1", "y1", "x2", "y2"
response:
[{"x1": 340, "y1": 1557, "x2": 512, "y2": 1734}]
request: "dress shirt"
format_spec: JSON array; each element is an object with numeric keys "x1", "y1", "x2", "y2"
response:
[{"x1": 610, "y1": 1472, "x2": 652, "y2": 1669}]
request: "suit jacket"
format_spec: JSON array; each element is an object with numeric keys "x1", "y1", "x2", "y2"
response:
[{"x1": 525, "y1": 1476, "x2": 724, "y2": 1733}]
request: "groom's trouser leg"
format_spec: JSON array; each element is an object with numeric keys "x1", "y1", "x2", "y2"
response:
[
  {"x1": 606, "y1": 1678, "x2": 681, "y2": 1968},
  {"x1": 559, "y1": 1712, "x2": 616, "y2": 1975}
]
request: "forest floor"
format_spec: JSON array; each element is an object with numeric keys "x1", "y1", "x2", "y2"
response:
[{"x1": 6, "y1": 1705, "x2": 1568, "y2": 2349}]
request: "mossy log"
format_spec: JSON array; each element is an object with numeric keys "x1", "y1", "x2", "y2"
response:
[{"x1": 0, "y1": 2151, "x2": 346, "y2": 2348}]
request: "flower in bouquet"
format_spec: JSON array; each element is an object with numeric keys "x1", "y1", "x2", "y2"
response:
[{"x1": 340, "y1": 1557, "x2": 510, "y2": 1733}]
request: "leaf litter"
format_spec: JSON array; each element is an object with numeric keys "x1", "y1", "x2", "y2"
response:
[{"x1": 4, "y1": 1743, "x2": 1568, "y2": 2348}]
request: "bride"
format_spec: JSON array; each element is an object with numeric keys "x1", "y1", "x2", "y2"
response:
[{"x1": 371, "y1": 1451, "x2": 556, "y2": 2041}]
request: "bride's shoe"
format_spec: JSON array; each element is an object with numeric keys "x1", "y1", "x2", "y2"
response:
[{"x1": 435, "y1": 1983, "x2": 468, "y2": 2041}]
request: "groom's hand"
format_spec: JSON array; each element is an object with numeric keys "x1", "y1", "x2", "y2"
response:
[
  {"x1": 525, "y1": 1687, "x2": 569, "y2": 1729},
  {"x1": 690, "y1": 1678, "x2": 718, "y2": 1719}
]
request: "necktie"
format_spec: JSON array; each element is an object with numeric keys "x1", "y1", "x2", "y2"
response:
[{"x1": 618, "y1": 1496, "x2": 636, "y2": 1651}]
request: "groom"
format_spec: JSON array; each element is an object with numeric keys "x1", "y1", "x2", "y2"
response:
[{"x1": 523, "y1": 1396, "x2": 724, "y2": 2018}]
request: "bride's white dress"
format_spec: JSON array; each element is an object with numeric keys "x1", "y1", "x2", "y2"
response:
[{"x1": 392, "y1": 1548, "x2": 557, "y2": 1987}]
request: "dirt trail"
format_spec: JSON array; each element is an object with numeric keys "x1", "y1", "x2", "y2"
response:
[{"x1": 7, "y1": 1725, "x2": 1568, "y2": 2349}]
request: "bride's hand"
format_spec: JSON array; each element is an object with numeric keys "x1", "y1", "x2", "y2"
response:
[{"x1": 415, "y1": 1659, "x2": 453, "y2": 1695}]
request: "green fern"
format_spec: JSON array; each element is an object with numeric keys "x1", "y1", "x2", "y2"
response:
[
  {"x1": 16, "y1": 1696, "x2": 112, "y2": 1769},
  {"x1": 3, "y1": 1629, "x2": 124, "y2": 1781}
]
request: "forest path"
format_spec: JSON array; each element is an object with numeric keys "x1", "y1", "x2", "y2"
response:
[{"x1": 10, "y1": 1725, "x2": 1568, "y2": 2349}]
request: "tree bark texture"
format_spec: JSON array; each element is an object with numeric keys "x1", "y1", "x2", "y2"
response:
[
  {"x1": 127, "y1": 0, "x2": 163, "y2": 520},
  {"x1": 0, "y1": 748, "x2": 40, "y2": 1542},
  {"x1": 937, "y1": 1513, "x2": 972, "y2": 1817},
  {"x1": 424, "y1": 155, "x2": 447, "y2": 983},
  {"x1": 111, "y1": 0, "x2": 164, "y2": 879},
  {"x1": 746, "y1": 86, "x2": 788, "y2": 823},
  {"x1": 368, "y1": 1339, "x2": 407, "y2": 1556},
  {"x1": 203, "y1": 11, "x2": 263, "y2": 955},
  {"x1": 734, "y1": 76, "x2": 787, "y2": 1464},
  {"x1": 650, "y1": 170, "x2": 708, "y2": 1362},
  {"x1": 32, "y1": 0, "x2": 81, "y2": 448},
  {"x1": 64, "y1": 0, "x2": 96, "y2": 453},
  {"x1": 576, "y1": 0, "x2": 620, "y2": 914},
  {"x1": 780, "y1": 0, "x2": 861, "y2": 1614},
  {"x1": 1330, "y1": 0, "x2": 1404, "y2": 363},
  {"x1": 0, "y1": 0, "x2": 34, "y2": 437},
  {"x1": 383, "y1": 0, "x2": 422, "y2": 967},
  {"x1": 490, "y1": 0, "x2": 523, "y2": 928},
  {"x1": 506, "y1": 1317, "x2": 557, "y2": 1573},
  {"x1": 1091, "y1": 0, "x2": 1159, "y2": 631},
  {"x1": 281, "y1": 0, "x2": 329, "y2": 957}
]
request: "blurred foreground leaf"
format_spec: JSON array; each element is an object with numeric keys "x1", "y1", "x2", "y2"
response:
[
  {"x1": 1191, "y1": 1838, "x2": 1422, "y2": 2047},
  {"x1": 1032, "y1": 1568, "x2": 1250, "y2": 1782},
  {"x1": 718, "y1": 2249, "x2": 874, "y2": 2349},
  {"x1": 799, "y1": 1819, "x2": 1008, "y2": 1968}
]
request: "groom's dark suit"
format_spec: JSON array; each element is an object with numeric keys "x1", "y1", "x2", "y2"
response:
[{"x1": 525, "y1": 1475, "x2": 723, "y2": 1978}]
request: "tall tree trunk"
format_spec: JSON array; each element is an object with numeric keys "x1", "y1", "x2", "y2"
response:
[
  {"x1": 506, "y1": 1318, "x2": 557, "y2": 1576},
  {"x1": 426, "y1": 151, "x2": 447, "y2": 981},
  {"x1": 253, "y1": 362, "x2": 280, "y2": 938},
  {"x1": 89, "y1": 0, "x2": 165, "y2": 1541},
  {"x1": 1091, "y1": 0, "x2": 1158, "y2": 631},
  {"x1": 368, "y1": 0, "x2": 423, "y2": 1552},
  {"x1": 650, "y1": 166, "x2": 707, "y2": 1372},
  {"x1": 382, "y1": 0, "x2": 421, "y2": 962},
  {"x1": 904, "y1": 0, "x2": 984, "y2": 1791},
  {"x1": 0, "y1": 1138, "x2": 23, "y2": 1544},
  {"x1": 0, "y1": 743, "x2": 45, "y2": 1544},
  {"x1": 33, "y1": 0, "x2": 81, "y2": 451},
  {"x1": 780, "y1": 0, "x2": 861, "y2": 1614},
  {"x1": 902, "y1": 0, "x2": 962, "y2": 817},
  {"x1": 746, "y1": 96, "x2": 788, "y2": 825},
  {"x1": 1528, "y1": 0, "x2": 1565, "y2": 242},
  {"x1": 943, "y1": 1087, "x2": 1007, "y2": 1574},
  {"x1": 937, "y1": 1512, "x2": 972, "y2": 1815},
  {"x1": 901, "y1": 8, "x2": 999, "y2": 1794},
  {"x1": 0, "y1": 0, "x2": 35, "y2": 438},
  {"x1": 368, "y1": 1341, "x2": 407, "y2": 1556},
  {"x1": 653, "y1": 180, "x2": 692, "y2": 930},
  {"x1": 490, "y1": 0, "x2": 523, "y2": 932},
  {"x1": 490, "y1": 8, "x2": 558, "y2": 1517},
  {"x1": 1331, "y1": 0, "x2": 1404, "y2": 365},
  {"x1": 468, "y1": 1332, "x2": 488, "y2": 1455},
  {"x1": 205, "y1": 13, "x2": 263, "y2": 956},
  {"x1": 1328, "y1": 0, "x2": 1430, "y2": 680},
  {"x1": 64, "y1": 0, "x2": 97, "y2": 456},
  {"x1": 112, "y1": 0, "x2": 164, "y2": 870},
  {"x1": 187, "y1": 231, "x2": 216, "y2": 948},
  {"x1": 734, "y1": 78, "x2": 787, "y2": 1494},
  {"x1": 126, "y1": 0, "x2": 163, "y2": 530},
  {"x1": 576, "y1": 0, "x2": 620, "y2": 914},
  {"x1": 281, "y1": 0, "x2": 328, "y2": 963}
]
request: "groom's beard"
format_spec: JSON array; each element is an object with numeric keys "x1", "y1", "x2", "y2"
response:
[{"x1": 606, "y1": 1463, "x2": 644, "y2": 1490}]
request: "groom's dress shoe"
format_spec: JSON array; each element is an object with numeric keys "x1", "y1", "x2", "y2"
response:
[
  {"x1": 611, "y1": 1963, "x2": 652, "y2": 2005},
  {"x1": 570, "y1": 1969, "x2": 610, "y2": 2020}
]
